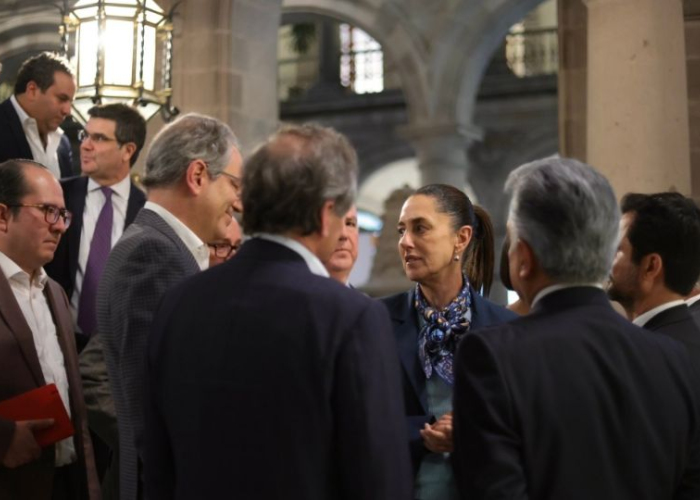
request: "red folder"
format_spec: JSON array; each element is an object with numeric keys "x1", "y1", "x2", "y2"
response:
[{"x1": 0, "y1": 384, "x2": 74, "y2": 447}]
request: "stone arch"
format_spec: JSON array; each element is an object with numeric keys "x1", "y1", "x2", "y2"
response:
[
  {"x1": 282, "y1": 0, "x2": 431, "y2": 122},
  {"x1": 431, "y1": 0, "x2": 548, "y2": 125}
]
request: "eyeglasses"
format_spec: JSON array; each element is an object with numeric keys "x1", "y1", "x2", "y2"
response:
[
  {"x1": 219, "y1": 171, "x2": 242, "y2": 189},
  {"x1": 7, "y1": 204, "x2": 72, "y2": 228},
  {"x1": 208, "y1": 242, "x2": 240, "y2": 259},
  {"x1": 78, "y1": 129, "x2": 119, "y2": 144}
]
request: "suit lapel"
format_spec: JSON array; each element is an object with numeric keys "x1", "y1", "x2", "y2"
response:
[
  {"x1": 392, "y1": 290, "x2": 428, "y2": 413},
  {"x1": 1, "y1": 99, "x2": 32, "y2": 158},
  {"x1": 66, "y1": 177, "x2": 88, "y2": 286},
  {"x1": 125, "y1": 182, "x2": 145, "y2": 226},
  {"x1": 0, "y1": 272, "x2": 45, "y2": 386},
  {"x1": 644, "y1": 305, "x2": 689, "y2": 332},
  {"x1": 137, "y1": 209, "x2": 200, "y2": 272}
]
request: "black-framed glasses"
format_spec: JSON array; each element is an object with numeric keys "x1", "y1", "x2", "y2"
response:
[
  {"x1": 208, "y1": 242, "x2": 239, "y2": 259},
  {"x1": 78, "y1": 129, "x2": 119, "y2": 144},
  {"x1": 7, "y1": 204, "x2": 72, "y2": 228}
]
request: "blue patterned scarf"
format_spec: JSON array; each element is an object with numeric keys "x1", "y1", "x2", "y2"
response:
[{"x1": 415, "y1": 276, "x2": 472, "y2": 385}]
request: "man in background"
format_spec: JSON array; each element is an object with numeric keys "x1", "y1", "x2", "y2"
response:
[
  {"x1": 0, "y1": 52, "x2": 75, "y2": 178},
  {"x1": 45, "y1": 103, "x2": 147, "y2": 350},
  {"x1": 607, "y1": 192, "x2": 700, "y2": 364},
  {"x1": 99, "y1": 113, "x2": 242, "y2": 500},
  {"x1": 323, "y1": 204, "x2": 359, "y2": 285}
]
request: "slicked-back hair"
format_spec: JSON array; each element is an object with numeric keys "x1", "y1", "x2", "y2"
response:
[
  {"x1": 0, "y1": 159, "x2": 47, "y2": 216},
  {"x1": 621, "y1": 192, "x2": 700, "y2": 295},
  {"x1": 14, "y1": 52, "x2": 73, "y2": 94},
  {"x1": 505, "y1": 157, "x2": 620, "y2": 284},
  {"x1": 142, "y1": 113, "x2": 239, "y2": 189},
  {"x1": 87, "y1": 103, "x2": 147, "y2": 166},
  {"x1": 242, "y1": 123, "x2": 358, "y2": 236},
  {"x1": 413, "y1": 184, "x2": 495, "y2": 296}
]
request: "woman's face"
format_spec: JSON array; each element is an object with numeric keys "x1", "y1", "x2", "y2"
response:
[{"x1": 397, "y1": 194, "x2": 470, "y2": 285}]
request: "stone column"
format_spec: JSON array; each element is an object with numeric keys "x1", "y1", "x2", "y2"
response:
[
  {"x1": 169, "y1": 0, "x2": 282, "y2": 156},
  {"x1": 400, "y1": 123, "x2": 482, "y2": 188},
  {"x1": 584, "y1": 0, "x2": 691, "y2": 195},
  {"x1": 685, "y1": 1, "x2": 700, "y2": 198}
]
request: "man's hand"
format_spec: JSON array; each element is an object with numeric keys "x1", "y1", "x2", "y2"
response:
[
  {"x1": 420, "y1": 412, "x2": 453, "y2": 453},
  {"x1": 1, "y1": 419, "x2": 54, "y2": 468}
]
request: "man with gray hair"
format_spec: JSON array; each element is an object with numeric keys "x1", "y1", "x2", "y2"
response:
[
  {"x1": 452, "y1": 158, "x2": 700, "y2": 499},
  {"x1": 144, "y1": 124, "x2": 411, "y2": 499},
  {"x1": 98, "y1": 113, "x2": 243, "y2": 500}
]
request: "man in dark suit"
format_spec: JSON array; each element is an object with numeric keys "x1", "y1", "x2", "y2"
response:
[
  {"x1": 608, "y1": 192, "x2": 700, "y2": 364},
  {"x1": 0, "y1": 159, "x2": 99, "y2": 499},
  {"x1": 98, "y1": 113, "x2": 243, "y2": 500},
  {"x1": 144, "y1": 124, "x2": 412, "y2": 500},
  {"x1": 45, "y1": 103, "x2": 146, "y2": 350},
  {"x1": 0, "y1": 52, "x2": 75, "y2": 178},
  {"x1": 452, "y1": 158, "x2": 700, "y2": 500}
]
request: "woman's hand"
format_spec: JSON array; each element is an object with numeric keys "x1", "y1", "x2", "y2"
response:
[{"x1": 420, "y1": 412, "x2": 453, "y2": 453}]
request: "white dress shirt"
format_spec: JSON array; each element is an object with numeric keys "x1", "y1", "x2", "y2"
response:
[
  {"x1": 633, "y1": 300, "x2": 686, "y2": 327},
  {"x1": 10, "y1": 95, "x2": 64, "y2": 179},
  {"x1": 0, "y1": 251, "x2": 76, "y2": 466},
  {"x1": 144, "y1": 201, "x2": 210, "y2": 271},
  {"x1": 255, "y1": 233, "x2": 330, "y2": 278},
  {"x1": 71, "y1": 176, "x2": 131, "y2": 327},
  {"x1": 686, "y1": 294, "x2": 700, "y2": 307}
]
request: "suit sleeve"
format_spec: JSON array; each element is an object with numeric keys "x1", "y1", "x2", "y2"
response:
[
  {"x1": 333, "y1": 299, "x2": 413, "y2": 500},
  {"x1": 452, "y1": 332, "x2": 528, "y2": 500},
  {"x1": 79, "y1": 335, "x2": 118, "y2": 449}
]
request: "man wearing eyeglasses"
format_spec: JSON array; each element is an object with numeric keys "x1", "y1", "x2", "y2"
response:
[
  {"x1": 208, "y1": 215, "x2": 242, "y2": 267},
  {"x1": 0, "y1": 159, "x2": 100, "y2": 499},
  {"x1": 98, "y1": 113, "x2": 242, "y2": 500},
  {"x1": 0, "y1": 52, "x2": 76, "y2": 179},
  {"x1": 45, "y1": 103, "x2": 147, "y2": 351}
]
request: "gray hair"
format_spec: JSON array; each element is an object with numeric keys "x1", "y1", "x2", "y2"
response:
[
  {"x1": 142, "y1": 113, "x2": 239, "y2": 188},
  {"x1": 242, "y1": 123, "x2": 357, "y2": 235},
  {"x1": 505, "y1": 157, "x2": 620, "y2": 283}
]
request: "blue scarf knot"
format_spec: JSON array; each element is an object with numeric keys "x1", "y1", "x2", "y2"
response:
[{"x1": 415, "y1": 277, "x2": 472, "y2": 385}]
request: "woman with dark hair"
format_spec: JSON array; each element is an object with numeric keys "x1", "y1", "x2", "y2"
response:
[{"x1": 381, "y1": 184, "x2": 516, "y2": 500}]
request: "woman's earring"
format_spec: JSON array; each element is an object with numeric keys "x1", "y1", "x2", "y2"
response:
[{"x1": 453, "y1": 254, "x2": 460, "y2": 262}]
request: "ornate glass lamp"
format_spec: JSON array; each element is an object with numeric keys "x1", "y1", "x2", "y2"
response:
[{"x1": 59, "y1": 0, "x2": 179, "y2": 123}]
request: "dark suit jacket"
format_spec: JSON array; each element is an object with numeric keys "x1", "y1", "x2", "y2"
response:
[
  {"x1": 0, "y1": 98, "x2": 73, "y2": 177},
  {"x1": 380, "y1": 287, "x2": 517, "y2": 473},
  {"x1": 645, "y1": 304, "x2": 700, "y2": 367},
  {"x1": 689, "y1": 299, "x2": 700, "y2": 327},
  {"x1": 97, "y1": 208, "x2": 201, "y2": 500},
  {"x1": 452, "y1": 287, "x2": 700, "y2": 500},
  {"x1": 45, "y1": 175, "x2": 146, "y2": 301},
  {"x1": 144, "y1": 238, "x2": 412, "y2": 500},
  {"x1": 0, "y1": 271, "x2": 100, "y2": 500}
]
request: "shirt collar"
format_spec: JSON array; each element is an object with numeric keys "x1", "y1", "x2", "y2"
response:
[
  {"x1": 144, "y1": 201, "x2": 209, "y2": 271},
  {"x1": 0, "y1": 250, "x2": 48, "y2": 288},
  {"x1": 255, "y1": 234, "x2": 330, "y2": 278},
  {"x1": 686, "y1": 294, "x2": 700, "y2": 307},
  {"x1": 87, "y1": 174, "x2": 132, "y2": 199},
  {"x1": 531, "y1": 282, "x2": 603, "y2": 310},
  {"x1": 10, "y1": 94, "x2": 64, "y2": 138},
  {"x1": 633, "y1": 300, "x2": 686, "y2": 327}
]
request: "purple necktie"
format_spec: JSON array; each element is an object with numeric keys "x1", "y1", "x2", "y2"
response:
[{"x1": 77, "y1": 186, "x2": 113, "y2": 337}]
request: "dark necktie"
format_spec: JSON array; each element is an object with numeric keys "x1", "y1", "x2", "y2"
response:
[{"x1": 77, "y1": 186, "x2": 113, "y2": 337}]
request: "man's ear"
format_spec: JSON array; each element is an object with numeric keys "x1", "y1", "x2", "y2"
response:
[
  {"x1": 122, "y1": 143, "x2": 137, "y2": 166},
  {"x1": 515, "y1": 238, "x2": 537, "y2": 281},
  {"x1": 319, "y1": 200, "x2": 335, "y2": 238},
  {"x1": 184, "y1": 160, "x2": 207, "y2": 195},
  {"x1": 638, "y1": 253, "x2": 663, "y2": 293},
  {"x1": 24, "y1": 80, "x2": 40, "y2": 100},
  {"x1": 0, "y1": 204, "x2": 12, "y2": 232}
]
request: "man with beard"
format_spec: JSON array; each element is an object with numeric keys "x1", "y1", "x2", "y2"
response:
[{"x1": 607, "y1": 192, "x2": 700, "y2": 364}]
